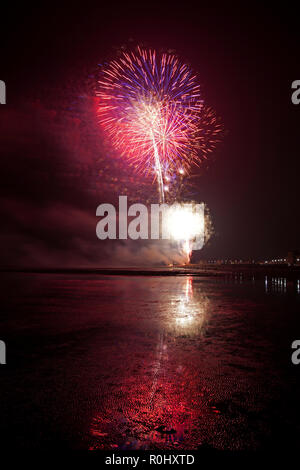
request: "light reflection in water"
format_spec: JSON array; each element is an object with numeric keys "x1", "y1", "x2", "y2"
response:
[
  {"x1": 264, "y1": 276, "x2": 300, "y2": 294},
  {"x1": 89, "y1": 275, "x2": 211, "y2": 450},
  {"x1": 168, "y1": 276, "x2": 210, "y2": 337}
]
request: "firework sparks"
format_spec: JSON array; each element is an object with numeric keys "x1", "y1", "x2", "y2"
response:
[
  {"x1": 165, "y1": 203, "x2": 205, "y2": 263},
  {"x1": 97, "y1": 47, "x2": 221, "y2": 203}
]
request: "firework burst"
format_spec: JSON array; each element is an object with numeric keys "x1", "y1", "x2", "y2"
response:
[{"x1": 97, "y1": 47, "x2": 222, "y2": 202}]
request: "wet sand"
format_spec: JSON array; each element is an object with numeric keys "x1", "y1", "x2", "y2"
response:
[{"x1": 0, "y1": 270, "x2": 300, "y2": 452}]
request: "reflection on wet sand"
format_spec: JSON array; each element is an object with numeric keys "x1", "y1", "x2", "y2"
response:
[
  {"x1": 90, "y1": 276, "x2": 211, "y2": 450},
  {"x1": 88, "y1": 274, "x2": 300, "y2": 451},
  {"x1": 171, "y1": 276, "x2": 210, "y2": 336},
  {"x1": 2, "y1": 271, "x2": 300, "y2": 451}
]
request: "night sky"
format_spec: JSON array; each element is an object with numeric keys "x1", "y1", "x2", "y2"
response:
[{"x1": 0, "y1": 3, "x2": 299, "y2": 266}]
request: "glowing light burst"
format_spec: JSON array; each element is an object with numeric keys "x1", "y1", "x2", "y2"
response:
[
  {"x1": 97, "y1": 47, "x2": 221, "y2": 203},
  {"x1": 165, "y1": 203, "x2": 205, "y2": 263}
]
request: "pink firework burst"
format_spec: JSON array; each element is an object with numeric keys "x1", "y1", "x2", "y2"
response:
[{"x1": 97, "y1": 47, "x2": 221, "y2": 201}]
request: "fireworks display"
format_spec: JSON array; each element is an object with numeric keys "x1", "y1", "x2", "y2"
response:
[
  {"x1": 96, "y1": 46, "x2": 221, "y2": 262},
  {"x1": 97, "y1": 47, "x2": 221, "y2": 203}
]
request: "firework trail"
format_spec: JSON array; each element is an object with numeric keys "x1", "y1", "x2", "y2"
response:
[{"x1": 97, "y1": 47, "x2": 221, "y2": 203}]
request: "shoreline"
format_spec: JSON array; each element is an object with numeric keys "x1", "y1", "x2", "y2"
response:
[{"x1": 1, "y1": 264, "x2": 300, "y2": 280}]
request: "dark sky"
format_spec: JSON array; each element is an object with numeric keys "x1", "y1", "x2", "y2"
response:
[{"x1": 0, "y1": 2, "x2": 299, "y2": 266}]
